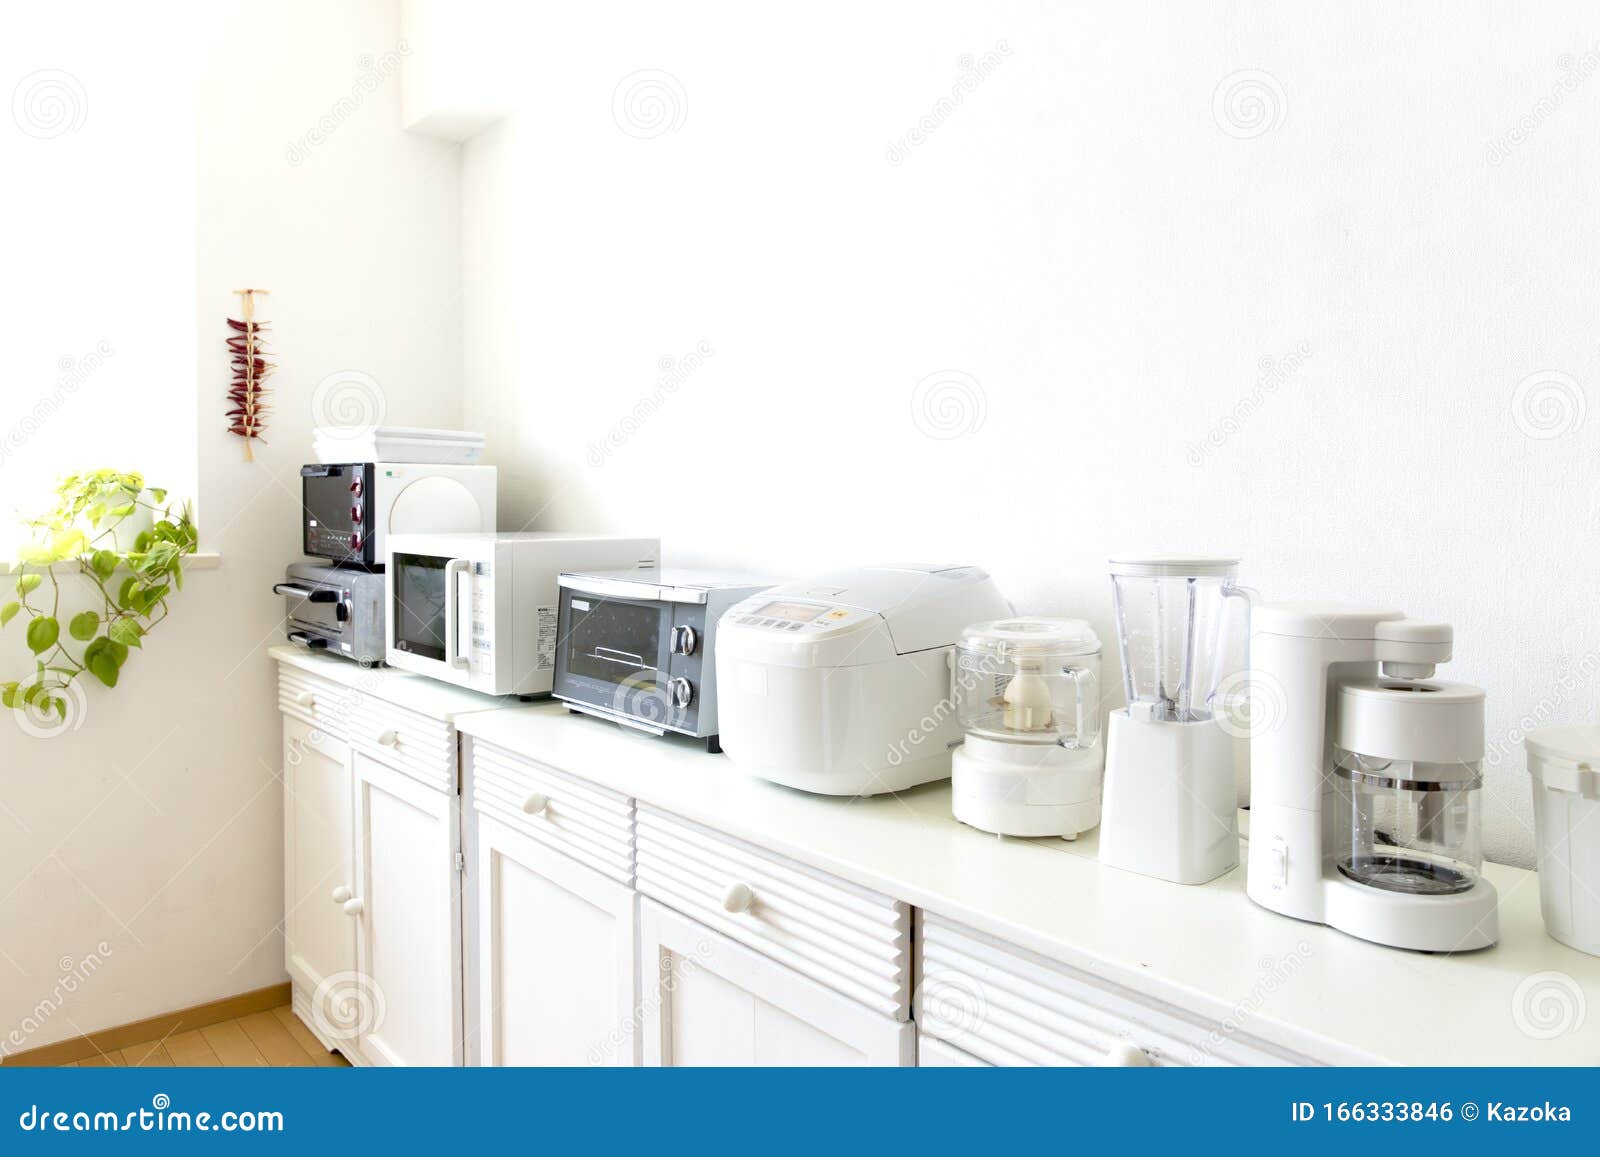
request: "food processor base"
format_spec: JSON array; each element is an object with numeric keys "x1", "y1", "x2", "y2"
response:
[{"x1": 951, "y1": 739, "x2": 1102, "y2": 839}]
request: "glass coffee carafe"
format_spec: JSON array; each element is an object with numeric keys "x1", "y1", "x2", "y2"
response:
[{"x1": 1108, "y1": 556, "x2": 1247, "y2": 722}]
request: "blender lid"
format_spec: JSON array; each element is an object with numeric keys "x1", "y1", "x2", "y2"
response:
[
  {"x1": 1108, "y1": 554, "x2": 1239, "y2": 578},
  {"x1": 958, "y1": 617, "x2": 1100, "y2": 659}
]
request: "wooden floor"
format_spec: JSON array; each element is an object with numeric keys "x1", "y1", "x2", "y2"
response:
[{"x1": 62, "y1": 1005, "x2": 350, "y2": 1068}]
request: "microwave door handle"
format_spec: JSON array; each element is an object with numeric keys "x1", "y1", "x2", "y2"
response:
[
  {"x1": 273, "y1": 583, "x2": 339, "y2": 603},
  {"x1": 444, "y1": 558, "x2": 471, "y2": 669}
]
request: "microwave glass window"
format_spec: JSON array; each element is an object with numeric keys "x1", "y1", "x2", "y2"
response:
[
  {"x1": 564, "y1": 598, "x2": 661, "y2": 688},
  {"x1": 755, "y1": 600, "x2": 827, "y2": 623},
  {"x1": 392, "y1": 553, "x2": 449, "y2": 661}
]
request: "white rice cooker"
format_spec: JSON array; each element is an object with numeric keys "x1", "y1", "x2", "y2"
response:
[{"x1": 714, "y1": 564, "x2": 1011, "y2": 796}]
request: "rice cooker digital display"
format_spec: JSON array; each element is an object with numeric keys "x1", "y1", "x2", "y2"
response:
[{"x1": 756, "y1": 600, "x2": 827, "y2": 623}]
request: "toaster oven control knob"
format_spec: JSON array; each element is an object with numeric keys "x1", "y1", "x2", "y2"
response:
[
  {"x1": 669, "y1": 677, "x2": 694, "y2": 709},
  {"x1": 349, "y1": 479, "x2": 363, "y2": 496},
  {"x1": 671, "y1": 625, "x2": 698, "y2": 655},
  {"x1": 350, "y1": 505, "x2": 363, "y2": 524},
  {"x1": 349, "y1": 533, "x2": 363, "y2": 553}
]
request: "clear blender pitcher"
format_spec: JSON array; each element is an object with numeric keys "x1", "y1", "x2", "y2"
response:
[
  {"x1": 1108, "y1": 555, "x2": 1245, "y2": 723},
  {"x1": 1099, "y1": 555, "x2": 1248, "y2": 885}
]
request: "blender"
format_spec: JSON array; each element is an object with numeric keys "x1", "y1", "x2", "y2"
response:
[
  {"x1": 1247, "y1": 603, "x2": 1497, "y2": 951},
  {"x1": 950, "y1": 618, "x2": 1103, "y2": 839},
  {"x1": 1098, "y1": 556, "x2": 1248, "y2": 884}
]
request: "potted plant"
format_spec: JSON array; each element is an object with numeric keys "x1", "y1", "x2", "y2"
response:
[{"x1": 1, "y1": 470, "x2": 197, "y2": 722}]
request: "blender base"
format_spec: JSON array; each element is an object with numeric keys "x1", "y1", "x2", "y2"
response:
[
  {"x1": 1099, "y1": 710, "x2": 1239, "y2": 885},
  {"x1": 951, "y1": 738, "x2": 1102, "y2": 839}
]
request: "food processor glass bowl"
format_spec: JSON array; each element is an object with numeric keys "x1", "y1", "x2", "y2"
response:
[
  {"x1": 1333, "y1": 750, "x2": 1484, "y2": 896},
  {"x1": 953, "y1": 618, "x2": 1101, "y2": 747},
  {"x1": 1107, "y1": 556, "x2": 1245, "y2": 723}
]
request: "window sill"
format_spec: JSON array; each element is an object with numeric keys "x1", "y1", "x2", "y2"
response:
[{"x1": 0, "y1": 552, "x2": 222, "y2": 576}]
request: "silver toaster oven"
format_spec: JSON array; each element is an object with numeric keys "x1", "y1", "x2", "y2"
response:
[{"x1": 553, "y1": 568, "x2": 773, "y2": 750}]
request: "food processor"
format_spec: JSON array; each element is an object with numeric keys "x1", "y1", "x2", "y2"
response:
[
  {"x1": 1098, "y1": 556, "x2": 1248, "y2": 884},
  {"x1": 950, "y1": 618, "x2": 1103, "y2": 839},
  {"x1": 1247, "y1": 603, "x2": 1498, "y2": 952}
]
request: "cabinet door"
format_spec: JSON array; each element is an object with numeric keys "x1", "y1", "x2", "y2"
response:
[
  {"x1": 282, "y1": 714, "x2": 356, "y2": 1035},
  {"x1": 477, "y1": 814, "x2": 638, "y2": 1065},
  {"x1": 351, "y1": 750, "x2": 463, "y2": 1066},
  {"x1": 918, "y1": 1034, "x2": 990, "y2": 1067},
  {"x1": 639, "y1": 899, "x2": 913, "y2": 1067}
]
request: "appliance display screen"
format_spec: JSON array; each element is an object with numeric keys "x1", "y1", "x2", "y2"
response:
[
  {"x1": 392, "y1": 553, "x2": 449, "y2": 661},
  {"x1": 755, "y1": 600, "x2": 827, "y2": 623},
  {"x1": 564, "y1": 597, "x2": 661, "y2": 689}
]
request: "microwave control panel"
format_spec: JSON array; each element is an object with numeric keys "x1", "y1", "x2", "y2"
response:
[{"x1": 465, "y1": 561, "x2": 493, "y2": 674}]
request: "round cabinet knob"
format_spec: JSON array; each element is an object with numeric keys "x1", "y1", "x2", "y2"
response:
[
  {"x1": 722, "y1": 882, "x2": 754, "y2": 914},
  {"x1": 330, "y1": 886, "x2": 352, "y2": 904},
  {"x1": 521, "y1": 792, "x2": 550, "y2": 816},
  {"x1": 1102, "y1": 1041, "x2": 1153, "y2": 1067},
  {"x1": 376, "y1": 729, "x2": 399, "y2": 747},
  {"x1": 342, "y1": 898, "x2": 365, "y2": 917},
  {"x1": 294, "y1": 691, "x2": 315, "y2": 708},
  {"x1": 670, "y1": 678, "x2": 694, "y2": 709}
]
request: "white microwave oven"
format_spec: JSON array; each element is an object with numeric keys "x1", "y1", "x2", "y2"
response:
[{"x1": 384, "y1": 532, "x2": 659, "y2": 696}]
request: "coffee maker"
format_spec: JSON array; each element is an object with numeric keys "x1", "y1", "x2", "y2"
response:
[{"x1": 1246, "y1": 603, "x2": 1497, "y2": 952}]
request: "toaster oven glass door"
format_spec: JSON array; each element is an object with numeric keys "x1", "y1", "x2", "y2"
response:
[
  {"x1": 302, "y1": 463, "x2": 370, "y2": 565},
  {"x1": 391, "y1": 552, "x2": 451, "y2": 662},
  {"x1": 561, "y1": 594, "x2": 668, "y2": 709}
]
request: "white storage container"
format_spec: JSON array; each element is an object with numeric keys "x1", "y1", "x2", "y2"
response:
[{"x1": 1526, "y1": 725, "x2": 1600, "y2": 957}]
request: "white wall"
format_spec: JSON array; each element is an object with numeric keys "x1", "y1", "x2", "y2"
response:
[
  {"x1": 0, "y1": 0, "x2": 461, "y2": 1053},
  {"x1": 446, "y1": 1, "x2": 1600, "y2": 867}
]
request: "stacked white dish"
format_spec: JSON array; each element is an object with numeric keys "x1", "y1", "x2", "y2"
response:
[
  {"x1": 1525, "y1": 725, "x2": 1600, "y2": 957},
  {"x1": 314, "y1": 425, "x2": 486, "y2": 465}
]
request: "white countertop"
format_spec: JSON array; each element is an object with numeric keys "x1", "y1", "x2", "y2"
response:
[
  {"x1": 269, "y1": 644, "x2": 517, "y2": 721},
  {"x1": 453, "y1": 701, "x2": 1600, "y2": 1067}
]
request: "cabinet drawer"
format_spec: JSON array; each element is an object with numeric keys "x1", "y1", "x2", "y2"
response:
[
  {"x1": 636, "y1": 806, "x2": 911, "y2": 1020},
  {"x1": 468, "y1": 739, "x2": 635, "y2": 886},
  {"x1": 277, "y1": 665, "x2": 360, "y2": 737},
  {"x1": 918, "y1": 914, "x2": 1309, "y2": 1067},
  {"x1": 349, "y1": 695, "x2": 457, "y2": 793}
]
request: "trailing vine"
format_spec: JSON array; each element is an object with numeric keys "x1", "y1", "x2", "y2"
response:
[{"x1": 1, "y1": 471, "x2": 197, "y2": 720}]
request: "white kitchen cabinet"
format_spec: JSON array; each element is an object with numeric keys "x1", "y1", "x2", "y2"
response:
[
  {"x1": 917, "y1": 1034, "x2": 990, "y2": 1067},
  {"x1": 475, "y1": 813, "x2": 638, "y2": 1065},
  {"x1": 350, "y1": 749, "x2": 464, "y2": 1066},
  {"x1": 917, "y1": 913, "x2": 1310, "y2": 1066},
  {"x1": 639, "y1": 898, "x2": 914, "y2": 1066},
  {"x1": 281, "y1": 713, "x2": 355, "y2": 1055}
]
